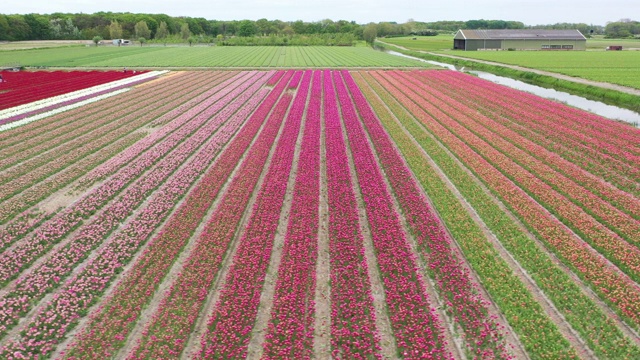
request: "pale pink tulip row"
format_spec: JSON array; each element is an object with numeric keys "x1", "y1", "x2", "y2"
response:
[
  {"x1": 61, "y1": 71, "x2": 292, "y2": 359},
  {"x1": 343, "y1": 71, "x2": 508, "y2": 358},
  {"x1": 0, "y1": 72, "x2": 274, "y2": 359},
  {"x1": 375, "y1": 71, "x2": 640, "y2": 329},
  {"x1": 192, "y1": 71, "x2": 310, "y2": 359},
  {"x1": 395, "y1": 71, "x2": 640, "y2": 245},
  {"x1": 335, "y1": 70, "x2": 451, "y2": 358},
  {"x1": 0, "y1": 73, "x2": 218, "y2": 225},
  {"x1": 0, "y1": 211, "x2": 51, "y2": 253},
  {"x1": 421, "y1": 70, "x2": 640, "y2": 211},
  {"x1": 261, "y1": 70, "x2": 322, "y2": 358},
  {"x1": 0, "y1": 71, "x2": 260, "y2": 284},
  {"x1": 77, "y1": 71, "x2": 242, "y2": 187},
  {"x1": 322, "y1": 69, "x2": 381, "y2": 359},
  {"x1": 387, "y1": 71, "x2": 640, "y2": 283},
  {"x1": 0, "y1": 71, "x2": 270, "y2": 344}
]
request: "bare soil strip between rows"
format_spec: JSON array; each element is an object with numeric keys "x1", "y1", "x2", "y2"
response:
[
  {"x1": 115, "y1": 73, "x2": 282, "y2": 360},
  {"x1": 313, "y1": 75, "x2": 331, "y2": 358},
  {"x1": 0, "y1": 72, "x2": 264, "y2": 350},
  {"x1": 246, "y1": 71, "x2": 312, "y2": 359}
]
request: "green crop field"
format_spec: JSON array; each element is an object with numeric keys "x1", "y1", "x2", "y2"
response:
[
  {"x1": 380, "y1": 36, "x2": 640, "y2": 89},
  {"x1": 0, "y1": 46, "x2": 431, "y2": 68},
  {"x1": 438, "y1": 51, "x2": 640, "y2": 88}
]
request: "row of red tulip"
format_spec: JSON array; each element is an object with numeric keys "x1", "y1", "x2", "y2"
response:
[
  {"x1": 61, "y1": 71, "x2": 292, "y2": 359},
  {"x1": 193, "y1": 71, "x2": 310, "y2": 359},
  {"x1": 0, "y1": 70, "x2": 143, "y2": 110},
  {"x1": 0, "y1": 72, "x2": 271, "y2": 347},
  {"x1": 376, "y1": 71, "x2": 640, "y2": 329},
  {"x1": 421, "y1": 70, "x2": 640, "y2": 203},
  {"x1": 0, "y1": 73, "x2": 274, "y2": 359},
  {"x1": 343, "y1": 70, "x2": 509, "y2": 359},
  {"x1": 261, "y1": 70, "x2": 322, "y2": 358},
  {"x1": 0, "y1": 71, "x2": 265, "y2": 288},
  {"x1": 434, "y1": 71, "x2": 640, "y2": 182},
  {"x1": 0, "y1": 73, "x2": 218, "y2": 225},
  {"x1": 357, "y1": 70, "x2": 635, "y2": 358},
  {"x1": 438, "y1": 71, "x2": 640, "y2": 161},
  {"x1": 322, "y1": 69, "x2": 382, "y2": 358},
  {"x1": 395, "y1": 71, "x2": 640, "y2": 246},
  {"x1": 390, "y1": 70, "x2": 640, "y2": 283}
]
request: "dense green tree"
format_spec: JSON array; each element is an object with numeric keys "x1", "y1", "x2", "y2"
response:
[
  {"x1": 109, "y1": 20, "x2": 123, "y2": 40},
  {"x1": 180, "y1": 22, "x2": 191, "y2": 40},
  {"x1": 238, "y1": 20, "x2": 257, "y2": 37},
  {"x1": 155, "y1": 21, "x2": 169, "y2": 42},
  {"x1": 92, "y1": 35, "x2": 102, "y2": 46},
  {"x1": 363, "y1": 23, "x2": 377, "y2": 45},
  {"x1": 134, "y1": 20, "x2": 151, "y2": 39}
]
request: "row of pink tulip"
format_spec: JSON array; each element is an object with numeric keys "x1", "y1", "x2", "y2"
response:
[
  {"x1": 422, "y1": 70, "x2": 640, "y2": 203},
  {"x1": 322, "y1": 69, "x2": 382, "y2": 358},
  {"x1": 376, "y1": 71, "x2": 640, "y2": 329},
  {"x1": 440, "y1": 71, "x2": 640, "y2": 160},
  {"x1": 190, "y1": 71, "x2": 308, "y2": 359},
  {"x1": 396, "y1": 71, "x2": 640, "y2": 245},
  {"x1": 61, "y1": 71, "x2": 292, "y2": 359},
  {"x1": 343, "y1": 70, "x2": 508, "y2": 358},
  {"x1": 0, "y1": 73, "x2": 220, "y2": 224},
  {"x1": 261, "y1": 70, "x2": 321, "y2": 358},
  {"x1": 0, "y1": 72, "x2": 274, "y2": 359},
  {"x1": 0, "y1": 72, "x2": 212, "y2": 184},
  {"x1": 389, "y1": 70, "x2": 640, "y2": 282},
  {"x1": 0, "y1": 72, "x2": 271, "y2": 344},
  {"x1": 0, "y1": 73, "x2": 173, "y2": 163},
  {"x1": 335, "y1": 70, "x2": 451, "y2": 358},
  {"x1": 0, "y1": 211, "x2": 51, "y2": 253},
  {"x1": 0, "y1": 71, "x2": 261, "y2": 284},
  {"x1": 75, "y1": 72, "x2": 243, "y2": 189},
  {"x1": 436, "y1": 71, "x2": 640, "y2": 181}
]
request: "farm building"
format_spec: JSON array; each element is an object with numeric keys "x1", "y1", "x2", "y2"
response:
[{"x1": 453, "y1": 29, "x2": 586, "y2": 51}]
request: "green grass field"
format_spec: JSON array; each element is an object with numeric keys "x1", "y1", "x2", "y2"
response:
[
  {"x1": 0, "y1": 46, "x2": 431, "y2": 68},
  {"x1": 381, "y1": 35, "x2": 640, "y2": 88}
]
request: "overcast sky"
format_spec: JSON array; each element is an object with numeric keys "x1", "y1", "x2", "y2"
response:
[{"x1": 4, "y1": 0, "x2": 637, "y2": 25}]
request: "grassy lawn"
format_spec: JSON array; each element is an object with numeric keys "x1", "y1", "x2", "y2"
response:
[{"x1": 0, "y1": 45, "x2": 432, "y2": 68}]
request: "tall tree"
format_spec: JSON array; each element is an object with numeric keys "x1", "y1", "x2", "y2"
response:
[
  {"x1": 363, "y1": 23, "x2": 377, "y2": 45},
  {"x1": 238, "y1": 20, "x2": 256, "y2": 37},
  {"x1": 134, "y1": 20, "x2": 151, "y2": 39},
  {"x1": 155, "y1": 21, "x2": 169, "y2": 41},
  {"x1": 180, "y1": 22, "x2": 191, "y2": 40},
  {"x1": 109, "y1": 20, "x2": 123, "y2": 39}
]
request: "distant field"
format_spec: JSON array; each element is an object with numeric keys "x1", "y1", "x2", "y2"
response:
[
  {"x1": 0, "y1": 40, "x2": 89, "y2": 50},
  {"x1": 438, "y1": 51, "x2": 640, "y2": 88},
  {"x1": 380, "y1": 36, "x2": 640, "y2": 88},
  {"x1": 0, "y1": 46, "x2": 430, "y2": 68}
]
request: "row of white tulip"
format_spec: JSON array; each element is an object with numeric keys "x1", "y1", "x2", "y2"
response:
[{"x1": 0, "y1": 70, "x2": 169, "y2": 121}]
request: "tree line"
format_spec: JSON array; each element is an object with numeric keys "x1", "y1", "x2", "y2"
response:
[{"x1": 0, "y1": 12, "x2": 635, "y2": 43}]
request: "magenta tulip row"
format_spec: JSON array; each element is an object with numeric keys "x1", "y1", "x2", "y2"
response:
[
  {"x1": 388, "y1": 71, "x2": 640, "y2": 282},
  {"x1": 261, "y1": 70, "x2": 321, "y2": 358},
  {"x1": 420, "y1": 70, "x2": 640, "y2": 214},
  {"x1": 323, "y1": 69, "x2": 382, "y2": 358},
  {"x1": 0, "y1": 72, "x2": 271, "y2": 347},
  {"x1": 335, "y1": 70, "x2": 452, "y2": 358},
  {"x1": 342, "y1": 71, "x2": 508, "y2": 358},
  {"x1": 394, "y1": 71, "x2": 640, "y2": 246},
  {"x1": 193, "y1": 71, "x2": 309, "y2": 359},
  {"x1": 433, "y1": 71, "x2": 640, "y2": 184},
  {"x1": 377, "y1": 71, "x2": 640, "y2": 329},
  {"x1": 61, "y1": 71, "x2": 292, "y2": 359},
  {"x1": 0, "y1": 72, "x2": 274, "y2": 359},
  {"x1": 0, "y1": 72, "x2": 265, "y2": 288}
]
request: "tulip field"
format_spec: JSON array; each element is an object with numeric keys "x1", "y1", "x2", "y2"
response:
[{"x1": 0, "y1": 68, "x2": 639, "y2": 359}]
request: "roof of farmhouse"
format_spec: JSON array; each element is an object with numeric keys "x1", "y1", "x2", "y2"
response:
[{"x1": 454, "y1": 29, "x2": 587, "y2": 40}]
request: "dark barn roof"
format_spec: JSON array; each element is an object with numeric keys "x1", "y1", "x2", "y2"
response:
[{"x1": 455, "y1": 29, "x2": 586, "y2": 40}]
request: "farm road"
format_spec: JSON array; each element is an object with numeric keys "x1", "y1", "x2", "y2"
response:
[{"x1": 379, "y1": 41, "x2": 640, "y2": 97}]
